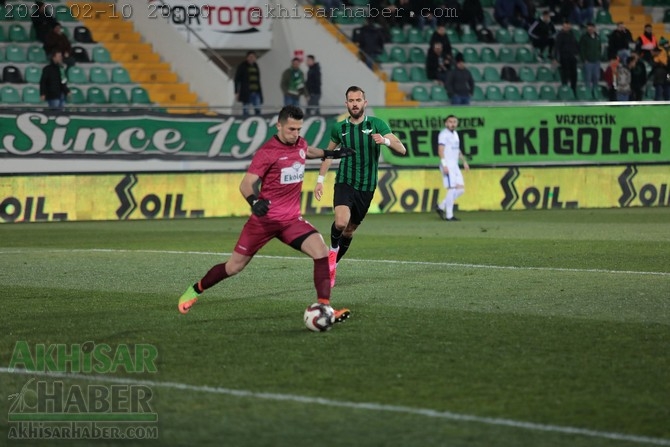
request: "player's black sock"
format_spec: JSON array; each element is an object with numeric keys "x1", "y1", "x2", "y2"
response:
[
  {"x1": 330, "y1": 222, "x2": 343, "y2": 249},
  {"x1": 337, "y1": 236, "x2": 352, "y2": 262}
]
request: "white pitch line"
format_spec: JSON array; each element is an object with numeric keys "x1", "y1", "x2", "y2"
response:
[
  {"x1": 1, "y1": 367, "x2": 668, "y2": 446},
  {"x1": 1, "y1": 248, "x2": 670, "y2": 277}
]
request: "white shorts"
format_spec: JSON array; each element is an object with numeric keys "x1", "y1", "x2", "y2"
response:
[{"x1": 440, "y1": 165, "x2": 464, "y2": 189}]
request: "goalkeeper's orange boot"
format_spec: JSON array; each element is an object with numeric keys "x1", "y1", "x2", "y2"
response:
[
  {"x1": 328, "y1": 247, "x2": 339, "y2": 288},
  {"x1": 178, "y1": 285, "x2": 199, "y2": 314},
  {"x1": 333, "y1": 308, "x2": 351, "y2": 324}
]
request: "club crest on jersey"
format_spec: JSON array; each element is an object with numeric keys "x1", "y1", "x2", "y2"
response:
[
  {"x1": 281, "y1": 162, "x2": 305, "y2": 184},
  {"x1": 361, "y1": 129, "x2": 373, "y2": 134},
  {"x1": 299, "y1": 149, "x2": 306, "y2": 159}
]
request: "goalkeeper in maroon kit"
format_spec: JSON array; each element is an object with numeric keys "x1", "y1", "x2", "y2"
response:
[{"x1": 178, "y1": 105, "x2": 353, "y2": 323}]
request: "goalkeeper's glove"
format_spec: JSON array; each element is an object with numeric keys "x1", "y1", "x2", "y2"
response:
[
  {"x1": 322, "y1": 146, "x2": 355, "y2": 160},
  {"x1": 246, "y1": 195, "x2": 270, "y2": 217}
]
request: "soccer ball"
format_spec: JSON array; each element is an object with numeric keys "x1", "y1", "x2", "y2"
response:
[{"x1": 304, "y1": 303, "x2": 335, "y2": 332}]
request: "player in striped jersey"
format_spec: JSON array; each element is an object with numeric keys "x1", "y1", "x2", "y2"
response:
[{"x1": 314, "y1": 86, "x2": 407, "y2": 287}]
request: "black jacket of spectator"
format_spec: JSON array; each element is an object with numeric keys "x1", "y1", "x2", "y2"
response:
[
  {"x1": 39, "y1": 62, "x2": 69, "y2": 100},
  {"x1": 608, "y1": 28, "x2": 633, "y2": 59},
  {"x1": 445, "y1": 67, "x2": 475, "y2": 97},
  {"x1": 429, "y1": 32, "x2": 453, "y2": 60},
  {"x1": 31, "y1": 4, "x2": 57, "y2": 43},
  {"x1": 461, "y1": 0, "x2": 485, "y2": 28},
  {"x1": 234, "y1": 60, "x2": 263, "y2": 104},
  {"x1": 528, "y1": 18, "x2": 556, "y2": 40},
  {"x1": 426, "y1": 50, "x2": 450, "y2": 80},
  {"x1": 355, "y1": 23, "x2": 385, "y2": 59},
  {"x1": 554, "y1": 29, "x2": 579, "y2": 60},
  {"x1": 44, "y1": 29, "x2": 72, "y2": 57},
  {"x1": 306, "y1": 62, "x2": 321, "y2": 96}
]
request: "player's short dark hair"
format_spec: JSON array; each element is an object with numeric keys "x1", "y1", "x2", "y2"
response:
[
  {"x1": 345, "y1": 86, "x2": 366, "y2": 99},
  {"x1": 278, "y1": 105, "x2": 304, "y2": 123}
]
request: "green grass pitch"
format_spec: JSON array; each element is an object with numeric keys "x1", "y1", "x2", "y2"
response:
[{"x1": 1, "y1": 208, "x2": 669, "y2": 447}]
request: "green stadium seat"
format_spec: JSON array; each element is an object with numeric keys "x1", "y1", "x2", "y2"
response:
[
  {"x1": 9, "y1": 24, "x2": 29, "y2": 42},
  {"x1": 389, "y1": 46, "x2": 407, "y2": 63},
  {"x1": 576, "y1": 85, "x2": 593, "y2": 101},
  {"x1": 483, "y1": 66, "x2": 501, "y2": 82},
  {"x1": 472, "y1": 85, "x2": 485, "y2": 101},
  {"x1": 469, "y1": 66, "x2": 483, "y2": 82},
  {"x1": 522, "y1": 85, "x2": 540, "y2": 100},
  {"x1": 446, "y1": 28, "x2": 460, "y2": 44},
  {"x1": 483, "y1": 10, "x2": 494, "y2": 26},
  {"x1": 557, "y1": 85, "x2": 576, "y2": 101},
  {"x1": 407, "y1": 28, "x2": 423, "y2": 44},
  {"x1": 462, "y1": 47, "x2": 480, "y2": 63},
  {"x1": 539, "y1": 84, "x2": 557, "y2": 100},
  {"x1": 572, "y1": 28, "x2": 581, "y2": 41},
  {"x1": 430, "y1": 85, "x2": 449, "y2": 101},
  {"x1": 0, "y1": 24, "x2": 5, "y2": 42},
  {"x1": 5, "y1": 44, "x2": 26, "y2": 63},
  {"x1": 89, "y1": 66, "x2": 110, "y2": 84},
  {"x1": 0, "y1": 47, "x2": 5, "y2": 62},
  {"x1": 68, "y1": 86, "x2": 86, "y2": 104},
  {"x1": 600, "y1": 28, "x2": 612, "y2": 41},
  {"x1": 67, "y1": 66, "x2": 88, "y2": 84},
  {"x1": 130, "y1": 86, "x2": 152, "y2": 104},
  {"x1": 411, "y1": 85, "x2": 431, "y2": 101},
  {"x1": 498, "y1": 47, "x2": 515, "y2": 63},
  {"x1": 481, "y1": 0, "x2": 494, "y2": 6},
  {"x1": 516, "y1": 47, "x2": 536, "y2": 63},
  {"x1": 460, "y1": 26, "x2": 478, "y2": 43},
  {"x1": 22, "y1": 86, "x2": 41, "y2": 104},
  {"x1": 27, "y1": 45, "x2": 47, "y2": 63},
  {"x1": 513, "y1": 28, "x2": 529, "y2": 44},
  {"x1": 536, "y1": 66, "x2": 555, "y2": 82},
  {"x1": 503, "y1": 85, "x2": 522, "y2": 101},
  {"x1": 108, "y1": 87, "x2": 129, "y2": 104},
  {"x1": 375, "y1": 48, "x2": 390, "y2": 63},
  {"x1": 111, "y1": 66, "x2": 132, "y2": 84},
  {"x1": 0, "y1": 6, "x2": 9, "y2": 22},
  {"x1": 410, "y1": 66, "x2": 429, "y2": 82},
  {"x1": 24, "y1": 66, "x2": 41, "y2": 83},
  {"x1": 409, "y1": 46, "x2": 426, "y2": 63},
  {"x1": 391, "y1": 66, "x2": 410, "y2": 82},
  {"x1": 390, "y1": 27, "x2": 407, "y2": 44},
  {"x1": 86, "y1": 86, "x2": 107, "y2": 104},
  {"x1": 486, "y1": 85, "x2": 504, "y2": 101},
  {"x1": 595, "y1": 9, "x2": 613, "y2": 24},
  {"x1": 495, "y1": 28, "x2": 513, "y2": 44},
  {"x1": 480, "y1": 47, "x2": 497, "y2": 63},
  {"x1": 55, "y1": 5, "x2": 76, "y2": 22},
  {"x1": 1, "y1": 85, "x2": 21, "y2": 103},
  {"x1": 92, "y1": 46, "x2": 112, "y2": 63},
  {"x1": 518, "y1": 66, "x2": 536, "y2": 82}
]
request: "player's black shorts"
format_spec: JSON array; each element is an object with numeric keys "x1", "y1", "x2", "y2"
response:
[{"x1": 333, "y1": 183, "x2": 374, "y2": 226}]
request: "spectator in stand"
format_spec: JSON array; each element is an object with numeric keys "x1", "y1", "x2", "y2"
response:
[
  {"x1": 387, "y1": 0, "x2": 414, "y2": 28},
  {"x1": 429, "y1": 24, "x2": 454, "y2": 62},
  {"x1": 426, "y1": 42, "x2": 451, "y2": 86},
  {"x1": 650, "y1": 47, "x2": 670, "y2": 100},
  {"x1": 305, "y1": 55, "x2": 322, "y2": 115},
  {"x1": 554, "y1": 20, "x2": 580, "y2": 95},
  {"x1": 528, "y1": 11, "x2": 556, "y2": 60},
  {"x1": 461, "y1": 0, "x2": 485, "y2": 31},
  {"x1": 439, "y1": 0, "x2": 463, "y2": 31},
  {"x1": 40, "y1": 50, "x2": 70, "y2": 110},
  {"x1": 32, "y1": 1, "x2": 57, "y2": 44},
  {"x1": 628, "y1": 52, "x2": 647, "y2": 101},
  {"x1": 44, "y1": 23, "x2": 75, "y2": 68},
  {"x1": 603, "y1": 56, "x2": 619, "y2": 101},
  {"x1": 607, "y1": 22, "x2": 633, "y2": 60},
  {"x1": 579, "y1": 23, "x2": 601, "y2": 99},
  {"x1": 280, "y1": 58, "x2": 306, "y2": 107},
  {"x1": 444, "y1": 54, "x2": 475, "y2": 105},
  {"x1": 615, "y1": 56, "x2": 632, "y2": 101},
  {"x1": 494, "y1": 0, "x2": 529, "y2": 29},
  {"x1": 572, "y1": 0, "x2": 594, "y2": 26},
  {"x1": 635, "y1": 24, "x2": 658, "y2": 65},
  {"x1": 234, "y1": 51, "x2": 263, "y2": 116},
  {"x1": 354, "y1": 18, "x2": 386, "y2": 69},
  {"x1": 412, "y1": 0, "x2": 438, "y2": 30}
]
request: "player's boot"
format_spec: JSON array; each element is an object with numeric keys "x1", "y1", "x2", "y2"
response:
[
  {"x1": 328, "y1": 247, "x2": 339, "y2": 288},
  {"x1": 178, "y1": 285, "x2": 199, "y2": 314},
  {"x1": 333, "y1": 308, "x2": 351, "y2": 324}
]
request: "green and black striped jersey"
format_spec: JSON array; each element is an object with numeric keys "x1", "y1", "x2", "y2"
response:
[{"x1": 330, "y1": 115, "x2": 392, "y2": 192}]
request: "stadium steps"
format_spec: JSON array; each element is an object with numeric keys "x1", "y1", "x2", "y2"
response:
[
  {"x1": 609, "y1": 0, "x2": 665, "y2": 36},
  {"x1": 67, "y1": 1, "x2": 209, "y2": 113}
]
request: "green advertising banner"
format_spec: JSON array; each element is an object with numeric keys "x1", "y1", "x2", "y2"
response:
[{"x1": 374, "y1": 104, "x2": 670, "y2": 167}]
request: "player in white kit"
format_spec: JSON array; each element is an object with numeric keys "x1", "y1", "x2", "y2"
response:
[{"x1": 436, "y1": 115, "x2": 469, "y2": 221}]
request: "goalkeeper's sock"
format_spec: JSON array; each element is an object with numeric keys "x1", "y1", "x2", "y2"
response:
[{"x1": 330, "y1": 222, "x2": 343, "y2": 249}]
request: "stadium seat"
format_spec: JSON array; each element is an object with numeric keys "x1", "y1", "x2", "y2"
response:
[
  {"x1": 108, "y1": 87, "x2": 129, "y2": 104},
  {"x1": 5, "y1": 44, "x2": 26, "y2": 63},
  {"x1": 469, "y1": 66, "x2": 483, "y2": 82},
  {"x1": 111, "y1": 66, "x2": 132, "y2": 84},
  {"x1": 375, "y1": 48, "x2": 390, "y2": 63},
  {"x1": 67, "y1": 66, "x2": 88, "y2": 84},
  {"x1": 410, "y1": 66, "x2": 429, "y2": 82},
  {"x1": 486, "y1": 85, "x2": 504, "y2": 101},
  {"x1": 74, "y1": 26, "x2": 96, "y2": 43},
  {"x1": 27, "y1": 45, "x2": 47, "y2": 63},
  {"x1": 1, "y1": 85, "x2": 21, "y2": 103},
  {"x1": 0, "y1": 47, "x2": 5, "y2": 62},
  {"x1": 409, "y1": 46, "x2": 426, "y2": 63},
  {"x1": 503, "y1": 85, "x2": 522, "y2": 101},
  {"x1": 24, "y1": 66, "x2": 41, "y2": 83},
  {"x1": 9, "y1": 24, "x2": 29, "y2": 42},
  {"x1": 481, "y1": 0, "x2": 494, "y2": 6},
  {"x1": 55, "y1": 5, "x2": 76, "y2": 22},
  {"x1": 513, "y1": 28, "x2": 529, "y2": 44},
  {"x1": 595, "y1": 9, "x2": 613, "y2": 24},
  {"x1": 86, "y1": 86, "x2": 107, "y2": 104},
  {"x1": 536, "y1": 66, "x2": 555, "y2": 82},
  {"x1": 446, "y1": 28, "x2": 460, "y2": 44},
  {"x1": 0, "y1": 24, "x2": 5, "y2": 42},
  {"x1": 407, "y1": 28, "x2": 423, "y2": 44},
  {"x1": 390, "y1": 27, "x2": 407, "y2": 44},
  {"x1": 130, "y1": 86, "x2": 152, "y2": 104},
  {"x1": 391, "y1": 66, "x2": 410, "y2": 82},
  {"x1": 2, "y1": 65, "x2": 24, "y2": 83},
  {"x1": 92, "y1": 46, "x2": 112, "y2": 63},
  {"x1": 600, "y1": 28, "x2": 612, "y2": 42},
  {"x1": 411, "y1": 85, "x2": 431, "y2": 101},
  {"x1": 68, "y1": 86, "x2": 86, "y2": 104},
  {"x1": 501, "y1": 65, "x2": 519, "y2": 82},
  {"x1": 577, "y1": 85, "x2": 593, "y2": 101},
  {"x1": 498, "y1": 47, "x2": 515, "y2": 63},
  {"x1": 472, "y1": 85, "x2": 485, "y2": 101},
  {"x1": 480, "y1": 47, "x2": 497, "y2": 63},
  {"x1": 72, "y1": 46, "x2": 91, "y2": 63},
  {"x1": 557, "y1": 85, "x2": 576, "y2": 101},
  {"x1": 389, "y1": 46, "x2": 407, "y2": 63},
  {"x1": 460, "y1": 26, "x2": 478, "y2": 43},
  {"x1": 483, "y1": 66, "x2": 501, "y2": 82},
  {"x1": 22, "y1": 86, "x2": 41, "y2": 104},
  {"x1": 522, "y1": 85, "x2": 540, "y2": 100},
  {"x1": 462, "y1": 47, "x2": 480, "y2": 63},
  {"x1": 89, "y1": 66, "x2": 110, "y2": 84},
  {"x1": 518, "y1": 66, "x2": 536, "y2": 82},
  {"x1": 516, "y1": 47, "x2": 536, "y2": 63},
  {"x1": 430, "y1": 85, "x2": 449, "y2": 101},
  {"x1": 539, "y1": 84, "x2": 557, "y2": 100},
  {"x1": 495, "y1": 28, "x2": 513, "y2": 44}
]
